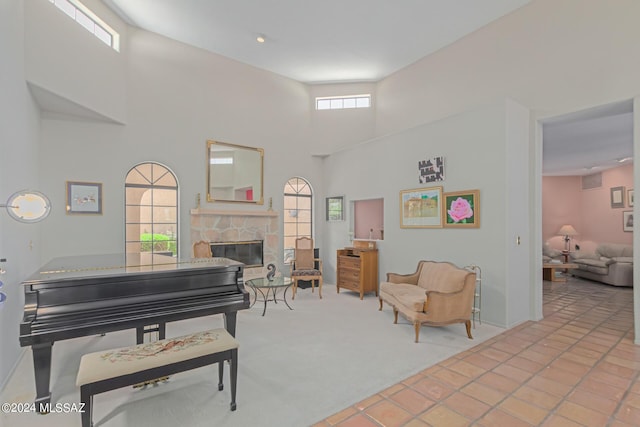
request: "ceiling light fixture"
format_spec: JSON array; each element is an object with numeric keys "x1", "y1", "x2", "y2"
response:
[
  {"x1": 256, "y1": 34, "x2": 265, "y2": 43},
  {"x1": 618, "y1": 157, "x2": 632, "y2": 163}
]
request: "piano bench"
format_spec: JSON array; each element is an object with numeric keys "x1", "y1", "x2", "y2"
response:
[{"x1": 76, "y1": 328, "x2": 239, "y2": 427}]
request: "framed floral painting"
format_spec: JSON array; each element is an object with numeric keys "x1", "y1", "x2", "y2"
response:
[{"x1": 443, "y1": 189, "x2": 480, "y2": 228}]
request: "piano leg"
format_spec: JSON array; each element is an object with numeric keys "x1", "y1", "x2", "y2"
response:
[
  {"x1": 224, "y1": 312, "x2": 237, "y2": 337},
  {"x1": 32, "y1": 342, "x2": 53, "y2": 413}
]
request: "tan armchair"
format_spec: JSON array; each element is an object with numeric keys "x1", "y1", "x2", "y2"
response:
[
  {"x1": 379, "y1": 260, "x2": 476, "y2": 343},
  {"x1": 290, "y1": 237, "x2": 323, "y2": 299}
]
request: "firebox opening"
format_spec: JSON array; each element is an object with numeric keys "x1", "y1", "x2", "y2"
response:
[{"x1": 210, "y1": 240, "x2": 263, "y2": 268}]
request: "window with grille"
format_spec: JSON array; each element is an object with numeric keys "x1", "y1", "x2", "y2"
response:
[
  {"x1": 315, "y1": 94, "x2": 371, "y2": 110},
  {"x1": 49, "y1": 0, "x2": 120, "y2": 51},
  {"x1": 125, "y1": 162, "x2": 178, "y2": 257},
  {"x1": 283, "y1": 177, "x2": 312, "y2": 263}
]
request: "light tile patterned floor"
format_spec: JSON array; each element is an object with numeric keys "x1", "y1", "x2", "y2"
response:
[{"x1": 314, "y1": 278, "x2": 640, "y2": 427}]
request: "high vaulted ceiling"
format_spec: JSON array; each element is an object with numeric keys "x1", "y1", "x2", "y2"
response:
[
  {"x1": 96, "y1": 1, "x2": 633, "y2": 173},
  {"x1": 102, "y1": 0, "x2": 530, "y2": 84}
]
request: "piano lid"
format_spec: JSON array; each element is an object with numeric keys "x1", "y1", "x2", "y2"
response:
[{"x1": 23, "y1": 253, "x2": 243, "y2": 284}]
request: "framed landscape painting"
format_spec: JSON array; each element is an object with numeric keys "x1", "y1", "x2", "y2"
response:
[
  {"x1": 399, "y1": 186, "x2": 443, "y2": 228},
  {"x1": 443, "y1": 189, "x2": 480, "y2": 228}
]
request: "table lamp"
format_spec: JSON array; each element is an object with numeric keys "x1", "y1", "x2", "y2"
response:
[{"x1": 557, "y1": 224, "x2": 578, "y2": 251}]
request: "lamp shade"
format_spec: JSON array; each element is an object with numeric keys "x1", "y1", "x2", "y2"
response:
[{"x1": 557, "y1": 224, "x2": 578, "y2": 236}]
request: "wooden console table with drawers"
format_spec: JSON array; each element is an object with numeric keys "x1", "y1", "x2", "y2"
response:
[{"x1": 336, "y1": 240, "x2": 379, "y2": 300}]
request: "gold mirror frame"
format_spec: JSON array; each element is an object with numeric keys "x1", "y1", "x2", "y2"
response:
[{"x1": 207, "y1": 140, "x2": 264, "y2": 204}]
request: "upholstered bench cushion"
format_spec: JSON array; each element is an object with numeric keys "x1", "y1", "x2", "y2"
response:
[
  {"x1": 574, "y1": 258, "x2": 609, "y2": 275},
  {"x1": 291, "y1": 269, "x2": 321, "y2": 276},
  {"x1": 380, "y1": 282, "x2": 427, "y2": 312},
  {"x1": 76, "y1": 328, "x2": 238, "y2": 386}
]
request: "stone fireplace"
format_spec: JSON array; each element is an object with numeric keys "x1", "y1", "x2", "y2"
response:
[{"x1": 190, "y1": 208, "x2": 278, "y2": 278}]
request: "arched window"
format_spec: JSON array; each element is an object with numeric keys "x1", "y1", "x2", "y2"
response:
[
  {"x1": 125, "y1": 162, "x2": 178, "y2": 257},
  {"x1": 283, "y1": 177, "x2": 312, "y2": 263}
]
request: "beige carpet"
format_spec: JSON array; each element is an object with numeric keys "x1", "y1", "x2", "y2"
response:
[{"x1": 1, "y1": 284, "x2": 503, "y2": 427}]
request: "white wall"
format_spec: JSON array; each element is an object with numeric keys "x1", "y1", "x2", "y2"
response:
[
  {"x1": 34, "y1": 25, "x2": 323, "y2": 264},
  {"x1": 24, "y1": 0, "x2": 127, "y2": 123},
  {"x1": 308, "y1": 83, "x2": 376, "y2": 155},
  {"x1": 376, "y1": 0, "x2": 640, "y2": 138},
  {"x1": 323, "y1": 102, "x2": 511, "y2": 326},
  {"x1": 0, "y1": 0, "x2": 44, "y2": 387}
]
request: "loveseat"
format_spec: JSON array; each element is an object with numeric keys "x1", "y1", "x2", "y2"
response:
[
  {"x1": 379, "y1": 261, "x2": 476, "y2": 343},
  {"x1": 542, "y1": 243, "x2": 563, "y2": 263},
  {"x1": 570, "y1": 243, "x2": 633, "y2": 287}
]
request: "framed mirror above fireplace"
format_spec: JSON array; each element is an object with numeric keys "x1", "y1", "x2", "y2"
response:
[{"x1": 207, "y1": 140, "x2": 264, "y2": 204}]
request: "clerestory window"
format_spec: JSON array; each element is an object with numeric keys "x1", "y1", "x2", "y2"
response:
[
  {"x1": 49, "y1": 0, "x2": 120, "y2": 51},
  {"x1": 315, "y1": 94, "x2": 371, "y2": 110}
]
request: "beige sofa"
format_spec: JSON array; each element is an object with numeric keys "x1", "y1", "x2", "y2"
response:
[
  {"x1": 379, "y1": 261, "x2": 476, "y2": 343},
  {"x1": 570, "y1": 243, "x2": 633, "y2": 287},
  {"x1": 542, "y1": 243, "x2": 563, "y2": 263}
]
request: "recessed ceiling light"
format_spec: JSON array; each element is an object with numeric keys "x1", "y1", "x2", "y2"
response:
[{"x1": 256, "y1": 34, "x2": 265, "y2": 43}]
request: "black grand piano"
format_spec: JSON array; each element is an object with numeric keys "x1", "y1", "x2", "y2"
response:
[{"x1": 19, "y1": 253, "x2": 249, "y2": 411}]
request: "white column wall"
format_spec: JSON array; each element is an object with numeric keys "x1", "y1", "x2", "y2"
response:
[
  {"x1": 504, "y1": 99, "x2": 532, "y2": 327},
  {"x1": 0, "y1": 0, "x2": 43, "y2": 388}
]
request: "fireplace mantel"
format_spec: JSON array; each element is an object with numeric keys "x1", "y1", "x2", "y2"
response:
[{"x1": 190, "y1": 208, "x2": 278, "y2": 217}]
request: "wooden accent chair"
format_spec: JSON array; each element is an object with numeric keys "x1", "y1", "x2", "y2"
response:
[
  {"x1": 379, "y1": 261, "x2": 476, "y2": 343},
  {"x1": 193, "y1": 240, "x2": 212, "y2": 258},
  {"x1": 290, "y1": 237, "x2": 323, "y2": 299}
]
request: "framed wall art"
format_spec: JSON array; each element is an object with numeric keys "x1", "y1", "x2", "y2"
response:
[
  {"x1": 443, "y1": 189, "x2": 480, "y2": 228},
  {"x1": 66, "y1": 181, "x2": 103, "y2": 215},
  {"x1": 628, "y1": 189, "x2": 634, "y2": 207},
  {"x1": 418, "y1": 156, "x2": 444, "y2": 183},
  {"x1": 399, "y1": 186, "x2": 442, "y2": 228},
  {"x1": 623, "y1": 211, "x2": 633, "y2": 232},
  {"x1": 610, "y1": 186, "x2": 625, "y2": 208},
  {"x1": 326, "y1": 196, "x2": 345, "y2": 221}
]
